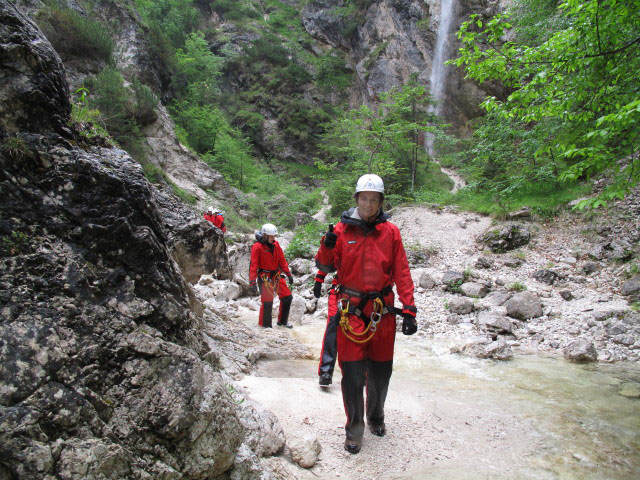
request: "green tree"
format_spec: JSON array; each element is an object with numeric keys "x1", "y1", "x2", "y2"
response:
[
  {"x1": 88, "y1": 67, "x2": 145, "y2": 160},
  {"x1": 135, "y1": 0, "x2": 200, "y2": 49},
  {"x1": 171, "y1": 102, "x2": 227, "y2": 154},
  {"x1": 319, "y1": 82, "x2": 442, "y2": 212},
  {"x1": 173, "y1": 31, "x2": 223, "y2": 105},
  {"x1": 452, "y1": 0, "x2": 640, "y2": 207}
]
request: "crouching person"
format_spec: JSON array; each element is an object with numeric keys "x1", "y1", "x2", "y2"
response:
[{"x1": 249, "y1": 223, "x2": 294, "y2": 328}]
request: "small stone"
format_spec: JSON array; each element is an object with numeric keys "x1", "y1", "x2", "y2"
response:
[{"x1": 559, "y1": 290, "x2": 573, "y2": 301}]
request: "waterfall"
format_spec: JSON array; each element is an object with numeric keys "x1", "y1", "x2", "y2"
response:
[{"x1": 425, "y1": 0, "x2": 457, "y2": 159}]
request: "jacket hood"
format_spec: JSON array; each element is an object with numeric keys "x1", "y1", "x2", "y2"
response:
[
  {"x1": 341, "y1": 207, "x2": 389, "y2": 234},
  {"x1": 255, "y1": 231, "x2": 275, "y2": 250}
]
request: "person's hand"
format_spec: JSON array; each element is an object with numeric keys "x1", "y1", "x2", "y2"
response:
[
  {"x1": 248, "y1": 282, "x2": 258, "y2": 296},
  {"x1": 287, "y1": 274, "x2": 293, "y2": 286},
  {"x1": 402, "y1": 314, "x2": 417, "y2": 335},
  {"x1": 313, "y1": 281, "x2": 322, "y2": 298},
  {"x1": 323, "y1": 224, "x2": 337, "y2": 249}
]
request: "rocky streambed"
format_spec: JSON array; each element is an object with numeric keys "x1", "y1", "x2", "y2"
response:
[{"x1": 193, "y1": 200, "x2": 640, "y2": 479}]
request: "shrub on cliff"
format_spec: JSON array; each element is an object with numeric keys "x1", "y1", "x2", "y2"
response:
[{"x1": 36, "y1": 4, "x2": 113, "y2": 62}]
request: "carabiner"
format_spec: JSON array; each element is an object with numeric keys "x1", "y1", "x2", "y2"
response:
[{"x1": 339, "y1": 298, "x2": 350, "y2": 314}]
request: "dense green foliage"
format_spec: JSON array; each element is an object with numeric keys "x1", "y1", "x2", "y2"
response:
[
  {"x1": 37, "y1": 3, "x2": 113, "y2": 62},
  {"x1": 286, "y1": 221, "x2": 328, "y2": 259},
  {"x1": 135, "y1": 0, "x2": 200, "y2": 49},
  {"x1": 131, "y1": 0, "x2": 327, "y2": 229},
  {"x1": 452, "y1": 0, "x2": 640, "y2": 208},
  {"x1": 85, "y1": 67, "x2": 148, "y2": 161},
  {"x1": 318, "y1": 80, "x2": 452, "y2": 215}
]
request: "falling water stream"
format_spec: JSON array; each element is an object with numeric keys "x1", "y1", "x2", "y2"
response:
[
  {"x1": 429, "y1": 0, "x2": 456, "y2": 119},
  {"x1": 425, "y1": 0, "x2": 466, "y2": 193}
]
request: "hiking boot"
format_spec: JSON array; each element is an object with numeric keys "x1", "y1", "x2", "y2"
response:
[
  {"x1": 319, "y1": 373, "x2": 332, "y2": 387},
  {"x1": 344, "y1": 438, "x2": 361, "y2": 454},
  {"x1": 277, "y1": 322, "x2": 293, "y2": 329},
  {"x1": 369, "y1": 423, "x2": 386, "y2": 437}
]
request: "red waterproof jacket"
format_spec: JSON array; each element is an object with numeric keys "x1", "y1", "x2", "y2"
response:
[
  {"x1": 204, "y1": 213, "x2": 226, "y2": 233},
  {"x1": 249, "y1": 235, "x2": 291, "y2": 284},
  {"x1": 315, "y1": 208, "x2": 415, "y2": 316}
]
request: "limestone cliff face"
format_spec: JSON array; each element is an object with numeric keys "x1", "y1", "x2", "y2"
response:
[
  {"x1": 0, "y1": 1, "x2": 70, "y2": 136},
  {"x1": 0, "y1": 4, "x2": 259, "y2": 479},
  {"x1": 301, "y1": 0, "x2": 503, "y2": 135}
]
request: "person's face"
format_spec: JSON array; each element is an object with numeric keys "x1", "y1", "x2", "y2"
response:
[
  {"x1": 266, "y1": 234, "x2": 276, "y2": 244},
  {"x1": 356, "y1": 191, "x2": 382, "y2": 222}
]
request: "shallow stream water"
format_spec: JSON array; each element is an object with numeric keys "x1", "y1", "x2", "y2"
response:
[
  {"x1": 252, "y1": 319, "x2": 640, "y2": 479},
  {"x1": 398, "y1": 341, "x2": 640, "y2": 479}
]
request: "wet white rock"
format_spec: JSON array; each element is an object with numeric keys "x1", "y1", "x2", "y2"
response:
[{"x1": 287, "y1": 433, "x2": 321, "y2": 468}]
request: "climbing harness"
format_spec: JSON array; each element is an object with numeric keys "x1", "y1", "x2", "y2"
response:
[
  {"x1": 336, "y1": 284, "x2": 402, "y2": 344},
  {"x1": 259, "y1": 269, "x2": 281, "y2": 296},
  {"x1": 339, "y1": 297, "x2": 385, "y2": 344}
]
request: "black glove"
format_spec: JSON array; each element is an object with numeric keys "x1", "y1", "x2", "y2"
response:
[
  {"x1": 402, "y1": 314, "x2": 417, "y2": 335},
  {"x1": 323, "y1": 224, "x2": 337, "y2": 249},
  {"x1": 287, "y1": 274, "x2": 293, "y2": 286},
  {"x1": 248, "y1": 282, "x2": 258, "y2": 296},
  {"x1": 313, "y1": 281, "x2": 322, "y2": 298}
]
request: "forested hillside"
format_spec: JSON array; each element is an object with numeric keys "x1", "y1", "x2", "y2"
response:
[{"x1": 6, "y1": 0, "x2": 639, "y2": 223}]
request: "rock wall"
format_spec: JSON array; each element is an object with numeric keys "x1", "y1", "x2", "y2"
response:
[
  {"x1": 0, "y1": 4, "x2": 260, "y2": 479},
  {"x1": 302, "y1": 0, "x2": 504, "y2": 136}
]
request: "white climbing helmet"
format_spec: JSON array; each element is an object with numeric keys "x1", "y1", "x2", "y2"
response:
[
  {"x1": 354, "y1": 174, "x2": 384, "y2": 196},
  {"x1": 207, "y1": 206, "x2": 214, "y2": 213},
  {"x1": 261, "y1": 223, "x2": 278, "y2": 236}
]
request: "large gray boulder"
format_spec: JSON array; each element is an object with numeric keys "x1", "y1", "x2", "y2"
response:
[
  {"x1": 460, "y1": 281, "x2": 488, "y2": 298},
  {"x1": 451, "y1": 338, "x2": 513, "y2": 360},
  {"x1": 563, "y1": 338, "x2": 598, "y2": 363},
  {"x1": 448, "y1": 296, "x2": 474, "y2": 315},
  {"x1": 288, "y1": 433, "x2": 321, "y2": 469},
  {"x1": 621, "y1": 276, "x2": 640, "y2": 297},
  {"x1": 505, "y1": 291, "x2": 543, "y2": 320},
  {"x1": 532, "y1": 269, "x2": 560, "y2": 285},
  {"x1": 481, "y1": 224, "x2": 531, "y2": 253},
  {"x1": 442, "y1": 270, "x2": 465, "y2": 291},
  {"x1": 477, "y1": 312, "x2": 513, "y2": 335},
  {"x1": 419, "y1": 271, "x2": 437, "y2": 289},
  {"x1": 0, "y1": 6, "x2": 254, "y2": 478}
]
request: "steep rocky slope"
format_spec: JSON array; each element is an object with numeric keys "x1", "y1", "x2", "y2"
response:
[
  {"x1": 0, "y1": 4, "x2": 299, "y2": 478},
  {"x1": 11, "y1": 0, "x2": 506, "y2": 209}
]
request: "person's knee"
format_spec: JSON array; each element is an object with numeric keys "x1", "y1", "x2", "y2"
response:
[{"x1": 280, "y1": 294, "x2": 293, "y2": 305}]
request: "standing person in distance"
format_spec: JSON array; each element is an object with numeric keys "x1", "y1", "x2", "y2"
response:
[
  {"x1": 249, "y1": 223, "x2": 294, "y2": 328},
  {"x1": 204, "y1": 206, "x2": 227, "y2": 233},
  {"x1": 314, "y1": 174, "x2": 418, "y2": 454}
]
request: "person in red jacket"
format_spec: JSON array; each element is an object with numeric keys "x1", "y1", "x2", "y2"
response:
[
  {"x1": 314, "y1": 270, "x2": 339, "y2": 387},
  {"x1": 315, "y1": 174, "x2": 418, "y2": 454},
  {"x1": 204, "y1": 206, "x2": 227, "y2": 233},
  {"x1": 249, "y1": 223, "x2": 294, "y2": 328}
]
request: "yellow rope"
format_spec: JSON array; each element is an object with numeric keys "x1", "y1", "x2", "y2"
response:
[
  {"x1": 339, "y1": 298, "x2": 384, "y2": 344},
  {"x1": 260, "y1": 272, "x2": 280, "y2": 297}
]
